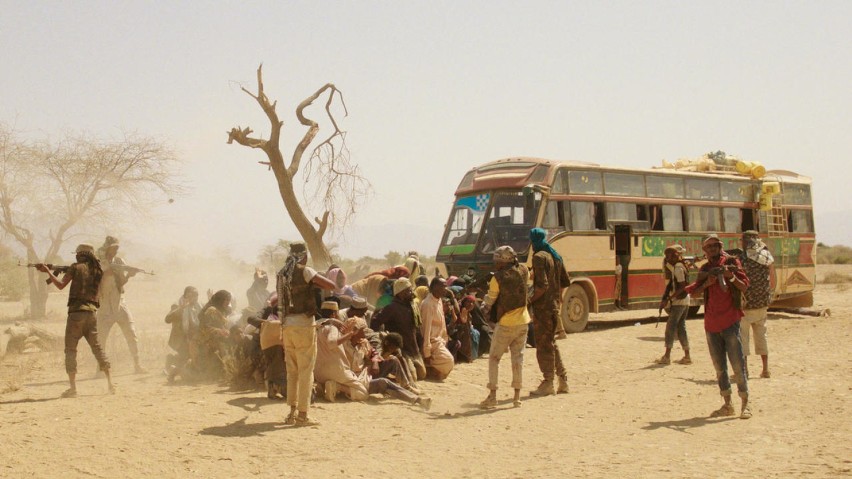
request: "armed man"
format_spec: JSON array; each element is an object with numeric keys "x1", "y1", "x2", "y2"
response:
[
  {"x1": 38, "y1": 244, "x2": 115, "y2": 398},
  {"x1": 685, "y1": 234, "x2": 752, "y2": 419},
  {"x1": 96, "y1": 236, "x2": 146, "y2": 374},
  {"x1": 276, "y1": 242, "x2": 336, "y2": 427},
  {"x1": 479, "y1": 245, "x2": 531, "y2": 409}
]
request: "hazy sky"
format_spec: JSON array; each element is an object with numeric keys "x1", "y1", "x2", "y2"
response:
[{"x1": 2, "y1": 1, "x2": 849, "y2": 261}]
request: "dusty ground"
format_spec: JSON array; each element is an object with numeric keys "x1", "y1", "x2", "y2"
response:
[{"x1": 0, "y1": 266, "x2": 850, "y2": 478}]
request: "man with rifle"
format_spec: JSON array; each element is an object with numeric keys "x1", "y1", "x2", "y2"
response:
[
  {"x1": 276, "y1": 242, "x2": 336, "y2": 427},
  {"x1": 685, "y1": 234, "x2": 752, "y2": 419},
  {"x1": 656, "y1": 244, "x2": 692, "y2": 365},
  {"x1": 96, "y1": 236, "x2": 147, "y2": 374},
  {"x1": 37, "y1": 244, "x2": 115, "y2": 398}
]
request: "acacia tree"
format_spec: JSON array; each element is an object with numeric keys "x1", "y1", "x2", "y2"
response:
[
  {"x1": 228, "y1": 65, "x2": 370, "y2": 270},
  {"x1": 0, "y1": 126, "x2": 182, "y2": 318}
]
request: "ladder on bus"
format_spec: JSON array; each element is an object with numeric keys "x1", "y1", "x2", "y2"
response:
[
  {"x1": 765, "y1": 193, "x2": 788, "y2": 294},
  {"x1": 766, "y1": 194, "x2": 787, "y2": 238}
]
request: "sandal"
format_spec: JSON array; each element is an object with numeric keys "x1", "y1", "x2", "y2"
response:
[
  {"x1": 710, "y1": 404, "x2": 735, "y2": 418},
  {"x1": 60, "y1": 389, "x2": 77, "y2": 398},
  {"x1": 479, "y1": 396, "x2": 497, "y2": 409},
  {"x1": 655, "y1": 356, "x2": 671, "y2": 365},
  {"x1": 677, "y1": 357, "x2": 693, "y2": 365},
  {"x1": 760, "y1": 370, "x2": 771, "y2": 378},
  {"x1": 294, "y1": 416, "x2": 320, "y2": 427},
  {"x1": 284, "y1": 411, "x2": 297, "y2": 425},
  {"x1": 740, "y1": 406, "x2": 753, "y2": 419}
]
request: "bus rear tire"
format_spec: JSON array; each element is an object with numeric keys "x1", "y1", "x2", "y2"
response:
[{"x1": 561, "y1": 284, "x2": 590, "y2": 333}]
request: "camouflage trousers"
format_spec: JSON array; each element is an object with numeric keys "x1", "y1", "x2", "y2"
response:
[
  {"x1": 531, "y1": 304, "x2": 566, "y2": 381},
  {"x1": 65, "y1": 311, "x2": 111, "y2": 374}
]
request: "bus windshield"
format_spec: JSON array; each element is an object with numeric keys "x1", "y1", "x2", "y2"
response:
[
  {"x1": 478, "y1": 190, "x2": 541, "y2": 254},
  {"x1": 439, "y1": 193, "x2": 490, "y2": 255}
]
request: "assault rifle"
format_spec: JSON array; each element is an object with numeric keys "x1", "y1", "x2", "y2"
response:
[
  {"x1": 19, "y1": 262, "x2": 71, "y2": 284},
  {"x1": 109, "y1": 263, "x2": 155, "y2": 276}
]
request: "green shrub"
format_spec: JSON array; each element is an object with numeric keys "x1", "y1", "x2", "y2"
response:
[{"x1": 817, "y1": 244, "x2": 852, "y2": 265}]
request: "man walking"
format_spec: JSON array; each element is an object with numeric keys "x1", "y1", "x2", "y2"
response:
[
  {"x1": 657, "y1": 244, "x2": 692, "y2": 365},
  {"x1": 276, "y1": 242, "x2": 336, "y2": 427},
  {"x1": 685, "y1": 234, "x2": 752, "y2": 419},
  {"x1": 739, "y1": 230, "x2": 774, "y2": 378},
  {"x1": 38, "y1": 244, "x2": 115, "y2": 398},
  {"x1": 480, "y1": 245, "x2": 531, "y2": 409},
  {"x1": 96, "y1": 236, "x2": 146, "y2": 373},
  {"x1": 528, "y1": 228, "x2": 570, "y2": 396}
]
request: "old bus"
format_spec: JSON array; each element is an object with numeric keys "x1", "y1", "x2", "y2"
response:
[{"x1": 435, "y1": 157, "x2": 815, "y2": 332}]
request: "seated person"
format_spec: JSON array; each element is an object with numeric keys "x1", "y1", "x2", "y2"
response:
[{"x1": 314, "y1": 302, "x2": 430, "y2": 409}]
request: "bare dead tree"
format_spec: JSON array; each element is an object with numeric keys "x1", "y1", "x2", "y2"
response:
[
  {"x1": 0, "y1": 125, "x2": 183, "y2": 318},
  {"x1": 227, "y1": 64, "x2": 370, "y2": 270}
]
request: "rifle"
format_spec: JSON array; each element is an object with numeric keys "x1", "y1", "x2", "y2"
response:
[
  {"x1": 19, "y1": 262, "x2": 71, "y2": 284},
  {"x1": 657, "y1": 281, "x2": 673, "y2": 328},
  {"x1": 110, "y1": 263, "x2": 155, "y2": 276}
]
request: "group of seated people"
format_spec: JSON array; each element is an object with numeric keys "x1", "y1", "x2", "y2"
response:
[{"x1": 162, "y1": 253, "x2": 499, "y2": 409}]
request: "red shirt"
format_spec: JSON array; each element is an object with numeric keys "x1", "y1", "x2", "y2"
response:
[{"x1": 686, "y1": 253, "x2": 749, "y2": 333}]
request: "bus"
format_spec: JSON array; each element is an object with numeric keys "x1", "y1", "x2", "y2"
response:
[{"x1": 435, "y1": 157, "x2": 816, "y2": 332}]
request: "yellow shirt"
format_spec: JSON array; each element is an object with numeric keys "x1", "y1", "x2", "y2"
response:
[{"x1": 486, "y1": 277, "x2": 531, "y2": 327}]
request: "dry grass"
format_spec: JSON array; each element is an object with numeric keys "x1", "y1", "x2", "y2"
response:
[
  {"x1": 1, "y1": 355, "x2": 40, "y2": 394},
  {"x1": 820, "y1": 271, "x2": 852, "y2": 284}
]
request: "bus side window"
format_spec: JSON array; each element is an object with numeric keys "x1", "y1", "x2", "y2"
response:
[
  {"x1": 649, "y1": 205, "x2": 664, "y2": 231},
  {"x1": 542, "y1": 200, "x2": 566, "y2": 229},
  {"x1": 594, "y1": 202, "x2": 606, "y2": 230},
  {"x1": 722, "y1": 207, "x2": 741, "y2": 233},
  {"x1": 741, "y1": 209, "x2": 755, "y2": 232}
]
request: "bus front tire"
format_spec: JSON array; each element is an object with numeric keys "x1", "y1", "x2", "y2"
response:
[{"x1": 561, "y1": 284, "x2": 590, "y2": 333}]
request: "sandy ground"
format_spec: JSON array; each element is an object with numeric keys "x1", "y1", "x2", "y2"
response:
[{"x1": 0, "y1": 267, "x2": 850, "y2": 478}]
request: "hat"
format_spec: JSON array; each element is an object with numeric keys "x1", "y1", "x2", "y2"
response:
[
  {"x1": 345, "y1": 316, "x2": 368, "y2": 332},
  {"x1": 289, "y1": 242, "x2": 307, "y2": 254},
  {"x1": 702, "y1": 234, "x2": 722, "y2": 247},
  {"x1": 743, "y1": 230, "x2": 760, "y2": 237},
  {"x1": 74, "y1": 243, "x2": 95, "y2": 254},
  {"x1": 493, "y1": 245, "x2": 517, "y2": 262},
  {"x1": 350, "y1": 296, "x2": 368, "y2": 309},
  {"x1": 664, "y1": 244, "x2": 686, "y2": 254},
  {"x1": 320, "y1": 300, "x2": 339, "y2": 311},
  {"x1": 103, "y1": 236, "x2": 120, "y2": 247},
  {"x1": 393, "y1": 277, "x2": 413, "y2": 296}
]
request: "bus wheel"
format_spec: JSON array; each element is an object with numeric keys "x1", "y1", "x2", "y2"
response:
[
  {"x1": 561, "y1": 284, "x2": 589, "y2": 333},
  {"x1": 687, "y1": 305, "x2": 701, "y2": 318}
]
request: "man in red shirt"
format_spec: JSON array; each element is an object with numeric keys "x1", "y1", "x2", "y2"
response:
[{"x1": 685, "y1": 235, "x2": 752, "y2": 419}]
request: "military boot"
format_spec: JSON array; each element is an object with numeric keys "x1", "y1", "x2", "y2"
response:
[{"x1": 530, "y1": 379, "x2": 555, "y2": 396}]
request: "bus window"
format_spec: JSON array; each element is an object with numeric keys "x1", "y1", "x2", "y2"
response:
[
  {"x1": 570, "y1": 201, "x2": 605, "y2": 231},
  {"x1": 721, "y1": 181, "x2": 754, "y2": 202},
  {"x1": 686, "y1": 206, "x2": 721, "y2": 231},
  {"x1": 788, "y1": 210, "x2": 814, "y2": 233},
  {"x1": 552, "y1": 169, "x2": 568, "y2": 194},
  {"x1": 663, "y1": 205, "x2": 685, "y2": 232},
  {"x1": 567, "y1": 171, "x2": 603, "y2": 195},
  {"x1": 542, "y1": 200, "x2": 565, "y2": 229},
  {"x1": 647, "y1": 175, "x2": 685, "y2": 198},
  {"x1": 604, "y1": 173, "x2": 645, "y2": 196},
  {"x1": 722, "y1": 207, "x2": 742, "y2": 233},
  {"x1": 742, "y1": 209, "x2": 756, "y2": 231},
  {"x1": 783, "y1": 184, "x2": 812, "y2": 205},
  {"x1": 685, "y1": 178, "x2": 720, "y2": 200},
  {"x1": 478, "y1": 191, "x2": 539, "y2": 254},
  {"x1": 606, "y1": 202, "x2": 638, "y2": 222},
  {"x1": 442, "y1": 194, "x2": 487, "y2": 246}
]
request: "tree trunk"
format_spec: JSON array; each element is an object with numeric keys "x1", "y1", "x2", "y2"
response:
[{"x1": 27, "y1": 272, "x2": 48, "y2": 319}]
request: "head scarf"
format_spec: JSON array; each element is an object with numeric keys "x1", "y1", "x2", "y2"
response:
[
  {"x1": 326, "y1": 267, "x2": 348, "y2": 295},
  {"x1": 530, "y1": 228, "x2": 562, "y2": 263},
  {"x1": 276, "y1": 247, "x2": 308, "y2": 317},
  {"x1": 403, "y1": 257, "x2": 420, "y2": 277},
  {"x1": 414, "y1": 285, "x2": 430, "y2": 302}
]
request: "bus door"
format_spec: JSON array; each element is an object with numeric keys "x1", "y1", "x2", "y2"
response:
[{"x1": 613, "y1": 224, "x2": 631, "y2": 309}]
